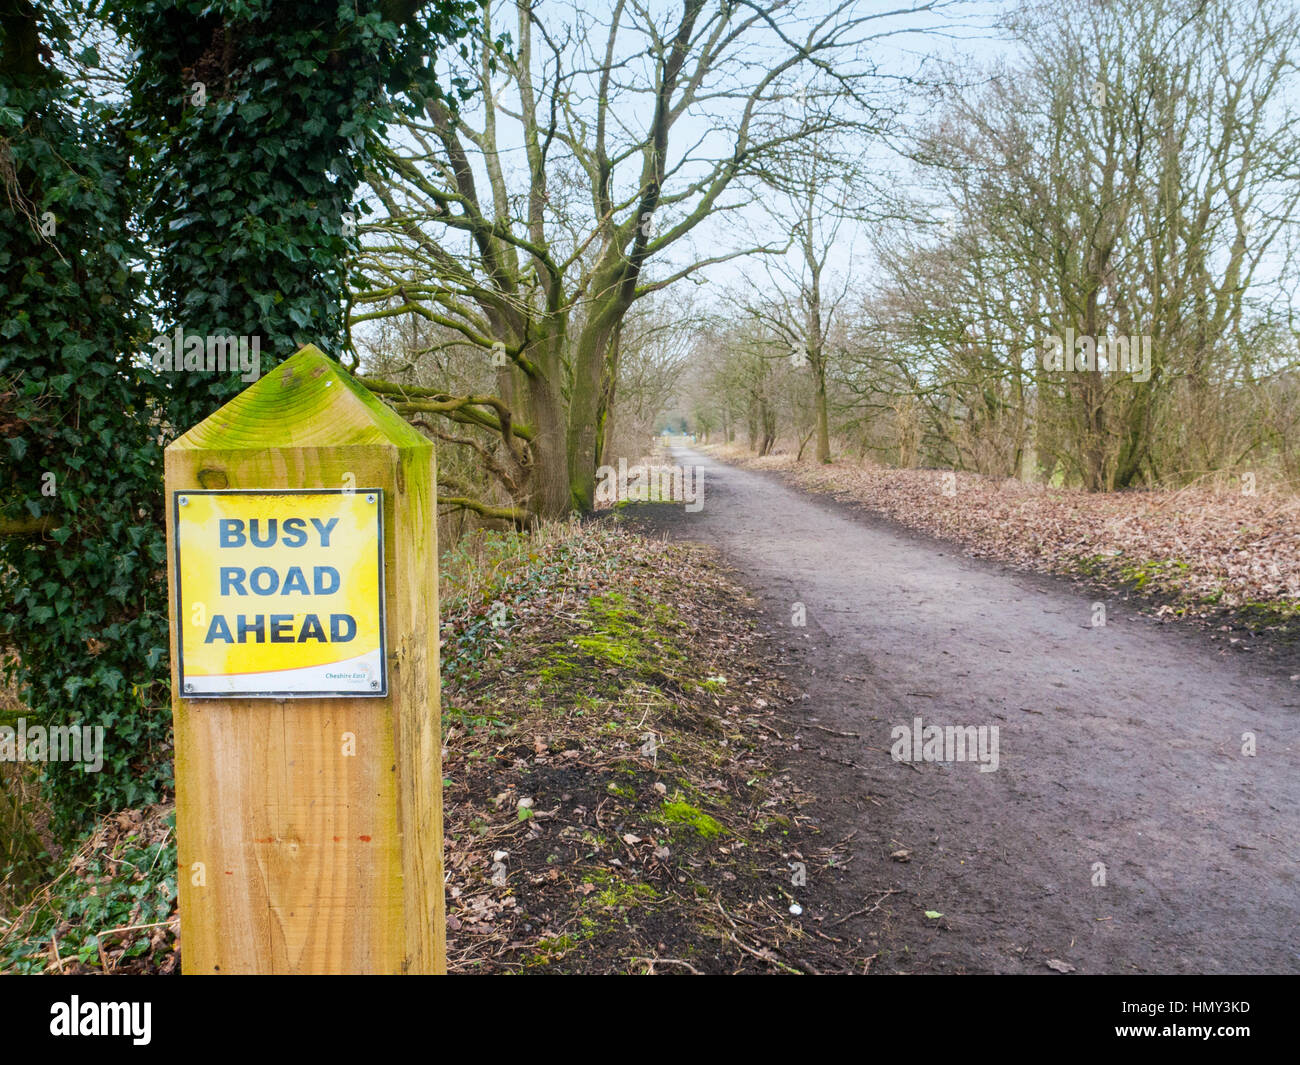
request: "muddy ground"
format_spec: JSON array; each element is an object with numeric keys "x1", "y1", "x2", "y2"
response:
[{"x1": 624, "y1": 446, "x2": 1300, "y2": 975}]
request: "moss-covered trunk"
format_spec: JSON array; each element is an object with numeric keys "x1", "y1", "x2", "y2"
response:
[{"x1": 565, "y1": 273, "x2": 630, "y2": 514}]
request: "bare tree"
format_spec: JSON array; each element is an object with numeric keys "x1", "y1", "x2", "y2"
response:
[
  {"x1": 858, "y1": 0, "x2": 1300, "y2": 489},
  {"x1": 739, "y1": 124, "x2": 860, "y2": 463},
  {"x1": 349, "y1": 0, "x2": 934, "y2": 520}
]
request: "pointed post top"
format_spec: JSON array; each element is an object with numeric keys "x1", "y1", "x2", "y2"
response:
[{"x1": 168, "y1": 344, "x2": 430, "y2": 452}]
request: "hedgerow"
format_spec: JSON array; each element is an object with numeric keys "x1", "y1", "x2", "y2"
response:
[{"x1": 1, "y1": 0, "x2": 478, "y2": 833}]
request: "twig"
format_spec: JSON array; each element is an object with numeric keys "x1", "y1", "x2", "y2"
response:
[
  {"x1": 831, "y1": 889, "x2": 902, "y2": 927},
  {"x1": 630, "y1": 956, "x2": 703, "y2": 975},
  {"x1": 714, "y1": 900, "x2": 818, "y2": 975},
  {"x1": 95, "y1": 919, "x2": 178, "y2": 938}
]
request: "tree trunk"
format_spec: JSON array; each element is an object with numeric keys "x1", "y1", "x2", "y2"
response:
[
  {"x1": 565, "y1": 281, "x2": 628, "y2": 514},
  {"x1": 814, "y1": 372, "x2": 831, "y2": 463},
  {"x1": 526, "y1": 371, "x2": 573, "y2": 521}
]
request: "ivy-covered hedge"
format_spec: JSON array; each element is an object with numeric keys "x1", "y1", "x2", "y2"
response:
[
  {"x1": 114, "y1": 0, "x2": 480, "y2": 398},
  {"x1": 1, "y1": 0, "x2": 477, "y2": 833},
  {"x1": 0, "y1": 4, "x2": 168, "y2": 831}
]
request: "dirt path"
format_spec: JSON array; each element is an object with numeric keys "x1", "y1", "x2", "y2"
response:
[{"x1": 630, "y1": 446, "x2": 1300, "y2": 974}]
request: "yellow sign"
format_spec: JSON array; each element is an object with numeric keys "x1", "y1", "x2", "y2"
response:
[{"x1": 174, "y1": 490, "x2": 386, "y2": 697}]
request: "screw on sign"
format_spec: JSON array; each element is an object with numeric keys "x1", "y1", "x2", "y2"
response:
[{"x1": 164, "y1": 345, "x2": 445, "y2": 974}]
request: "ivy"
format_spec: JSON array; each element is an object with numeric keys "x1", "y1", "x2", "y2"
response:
[
  {"x1": 0, "y1": 3, "x2": 166, "y2": 832},
  {"x1": 1, "y1": 0, "x2": 477, "y2": 834},
  {"x1": 1, "y1": 809, "x2": 178, "y2": 974},
  {"x1": 111, "y1": 0, "x2": 482, "y2": 430}
]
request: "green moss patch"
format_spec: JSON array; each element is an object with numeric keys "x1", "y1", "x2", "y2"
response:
[{"x1": 658, "y1": 800, "x2": 725, "y2": 839}]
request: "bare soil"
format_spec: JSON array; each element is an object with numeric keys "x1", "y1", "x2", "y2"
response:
[{"x1": 625, "y1": 446, "x2": 1300, "y2": 975}]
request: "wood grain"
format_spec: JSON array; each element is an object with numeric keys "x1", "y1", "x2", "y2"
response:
[{"x1": 164, "y1": 345, "x2": 444, "y2": 973}]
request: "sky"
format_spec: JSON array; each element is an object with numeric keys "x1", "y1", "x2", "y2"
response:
[
  {"x1": 682, "y1": 0, "x2": 1018, "y2": 286},
  {"x1": 371, "y1": 0, "x2": 1021, "y2": 319}
]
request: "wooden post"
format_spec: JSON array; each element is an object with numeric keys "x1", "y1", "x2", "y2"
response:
[{"x1": 164, "y1": 345, "x2": 444, "y2": 974}]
